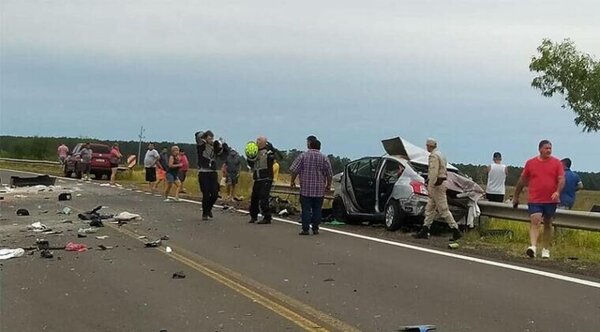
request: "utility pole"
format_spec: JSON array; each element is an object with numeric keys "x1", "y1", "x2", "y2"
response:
[{"x1": 137, "y1": 126, "x2": 146, "y2": 166}]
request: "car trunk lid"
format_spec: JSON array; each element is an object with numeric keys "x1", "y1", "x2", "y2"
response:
[{"x1": 381, "y1": 137, "x2": 458, "y2": 171}]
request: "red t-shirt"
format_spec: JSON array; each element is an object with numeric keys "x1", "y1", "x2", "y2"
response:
[{"x1": 522, "y1": 156, "x2": 564, "y2": 203}]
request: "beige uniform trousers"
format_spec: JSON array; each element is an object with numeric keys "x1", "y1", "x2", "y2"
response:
[{"x1": 423, "y1": 183, "x2": 458, "y2": 229}]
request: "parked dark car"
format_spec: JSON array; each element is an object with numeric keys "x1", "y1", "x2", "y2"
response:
[
  {"x1": 64, "y1": 143, "x2": 112, "y2": 179},
  {"x1": 332, "y1": 137, "x2": 484, "y2": 231}
]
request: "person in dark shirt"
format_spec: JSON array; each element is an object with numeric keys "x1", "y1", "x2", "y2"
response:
[
  {"x1": 559, "y1": 158, "x2": 583, "y2": 210},
  {"x1": 196, "y1": 130, "x2": 228, "y2": 221}
]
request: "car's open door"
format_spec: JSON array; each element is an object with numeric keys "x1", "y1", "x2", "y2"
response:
[{"x1": 346, "y1": 157, "x2": 381, "y2": 213}]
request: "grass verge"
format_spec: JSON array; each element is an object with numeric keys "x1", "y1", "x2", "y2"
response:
[{"x1": 463, "y1": 218, "x2": 600, "y2": 263}]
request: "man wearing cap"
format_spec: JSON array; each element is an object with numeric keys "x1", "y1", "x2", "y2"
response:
[
  {"x1": 416, "y1": 138, "x2": 462, "y2": 241},
  {"x1": 486, "y1": 152, "x2": 508, "y2": 202}
]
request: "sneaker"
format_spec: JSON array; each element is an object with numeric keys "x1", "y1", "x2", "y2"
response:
[
  {"x1": 312, "y1": 229, "x2": 319, "y2": 235},
  {"x1": 248, "y1": 218, "x2": 257, "y2": 224},
  {"x1": 172, "y1": 197, "x2": 180, "y2": 202},
  {"x1": 163, "y1": 198, "x2": 171, "y2": 202},
  {"x1": 541, "y1": 248, "x2": 550, "y2": 259},
  {"x1": 202, "y1": 215, "x2": 209, "y2": 221},
  {"x1": 450, "y1": 228, "x2": 462, "y2": 241},
  {"x1": 207, "y1": 211, "x2": 213, "y2": 218},
  {"x1": 415, "y1": 226, "x2": 430, "y2": 239},
  {"x1": 257, "y1": 219, "x2": 272, "y2": 224},
  {"x1": 526, "y1": 246, "x2": 536, "y2": 258},
  {"x1": 299, "y1": 230, "x2": 310, "y2": 235}
]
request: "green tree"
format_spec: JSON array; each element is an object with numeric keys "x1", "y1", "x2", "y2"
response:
[{"x1": 530, "y1": 38, "x2": 600, "y2": 132}]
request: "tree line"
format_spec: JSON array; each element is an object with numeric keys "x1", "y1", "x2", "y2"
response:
[
  {"x1": 0, "y1": 136, "x2": 351, "y2": 175},
  {"x1": 1, "y1": 135, "x2": 598, "y2": 190}
]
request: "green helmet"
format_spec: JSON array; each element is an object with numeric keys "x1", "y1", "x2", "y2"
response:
[{"x1": 245, "y1": 141, "x2": 259, "y2": 160}]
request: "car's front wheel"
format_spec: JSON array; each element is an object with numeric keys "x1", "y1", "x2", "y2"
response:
[
  {"x1": 332, "y1": 196, "x2": 348, "y2": 222},
  {"x1": 384, "y1": 200, "x2": 405, "y2": 231}
]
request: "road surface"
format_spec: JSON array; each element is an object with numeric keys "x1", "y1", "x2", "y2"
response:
[{"x1": 1, "y1": 169, "x2": 599, "y2": 331}]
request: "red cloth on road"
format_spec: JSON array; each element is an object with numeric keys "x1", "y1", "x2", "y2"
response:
[{"x1": 65, "y1": 242, "x2": 88, "y2": 252}]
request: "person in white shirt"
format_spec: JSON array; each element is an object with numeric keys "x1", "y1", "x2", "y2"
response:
[
  {"x1": 144, "y1": 143, "x2": 161, "y2": 191},
  {"x1": 486, "y1": 152, "x2": 508, "y2": 202}
]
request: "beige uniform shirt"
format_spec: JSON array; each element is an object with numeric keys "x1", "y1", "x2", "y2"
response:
[{"x1": 428, "y1": 148, "x2": 448, "y2": 185}]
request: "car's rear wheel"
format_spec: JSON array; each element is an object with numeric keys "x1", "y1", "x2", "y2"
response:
[{"x1": 384, "y1": 199, "x2": 405, "y2": 231}]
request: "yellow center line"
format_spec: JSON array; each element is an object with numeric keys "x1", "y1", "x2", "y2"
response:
[
  {"x1": 107, "y1": 221, "x2": 360, "y2": 332},
  {"x1": 47, "y1": 187, "x2": 359, "y2": 331}
]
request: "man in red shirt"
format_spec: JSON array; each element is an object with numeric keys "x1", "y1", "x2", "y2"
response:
[{"x1": 513, "y1": 140, "x2": 565, "y2": 259}]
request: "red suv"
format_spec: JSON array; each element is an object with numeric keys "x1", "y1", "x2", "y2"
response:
[{"x1": 64, "y1": 143, "x2": 113, "y2": 179}]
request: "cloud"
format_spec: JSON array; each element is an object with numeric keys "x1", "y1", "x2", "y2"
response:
[{"x1": 2, "y1": 0, "x2": 600, "y2": 170}]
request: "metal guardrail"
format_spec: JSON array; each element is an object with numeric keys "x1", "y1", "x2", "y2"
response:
[
  {"x1": 0, "y1": 157, "x2": 60, "y2": 166},
  {"x1": 478, "y1": 201, "x2": 600, "y2": 232},
  {"x1": 0, "y1": 157, "x2": 130, "y2": 171},
  {"x1": 271, "y1": 184, "x2": 335, "y2": 200},
  {"x1": 272, "y1": 184, "x2": 600, "y2": 232}
]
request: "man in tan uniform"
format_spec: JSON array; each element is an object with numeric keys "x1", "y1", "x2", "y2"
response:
[{"x1": 416, "y1": 138, "x2": 462, "y2": 241}]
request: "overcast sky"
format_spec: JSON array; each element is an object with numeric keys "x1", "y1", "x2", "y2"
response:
[{"x1": 2, "y1": 1, "x2": 600, "y2": 171}]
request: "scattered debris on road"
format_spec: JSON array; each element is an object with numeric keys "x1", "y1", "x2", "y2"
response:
[
  {"x1": 28, "y1": 222, "x2": 49, "y2": 232},
  {"x1": 16, "y1": 208, "x2": 30, "y2": 216},
  {"x1": 165, "y1": 246, "x2": 172, "y2": 253},
  {"x1": 114, "y1": 212, "x2": 141, "y2": 221},
  {"x1": 58, "y1": 193, "x2": 72, "y2": 201},
  {"x1": 65, "y1": 242, "x2": 87, "y2": 252},
  {"x1": 172, "y1": 271, "x2": 186, "y2": 279},
  {"x1": 95, "y1": 236, "x2": 109, "y2": 240},
  {"x1": 10, "y1": 175, "x2": 56, "y2": 187},
  {"x1": 40, "y1": 249, "x2": 54, "y2": 259},
  {"x1": 160, "y1": 235, "x2": 170, "y2": 241},
  {"x1": 78, "y1": 227, "x2": 98, "y2": 235},
  {"x1": 78, "y1": 206, "x2": 112, "y2": 221},
  {"x1": 397, "y1": 325, "x2": 437, "y2": 332},
  {"x1": 0, "y1": 248, "x2": 25, "y2": 260},
  {"x1": 144, "y1": 239, "x2": 162, "y2": 248},
  {"x1": 59, "y1": 207, "x2": 72, "y2": 215}
]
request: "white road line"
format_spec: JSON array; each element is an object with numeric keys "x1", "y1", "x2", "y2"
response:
[
  {"x1": 2, "y1": 169, "x2": 598, "y2": 289},
  {"x1": 177, "y1": 198, "x2": 600, "y2": 289}
]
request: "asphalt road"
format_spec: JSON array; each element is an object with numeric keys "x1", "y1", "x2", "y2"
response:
[{"x1": 1, "y1": 169, "x2": 599, "y2": 332}]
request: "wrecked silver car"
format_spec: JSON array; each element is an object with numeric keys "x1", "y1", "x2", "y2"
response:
[{"x1": 332, "y1": 137, "x2": 484, "y2": 231}]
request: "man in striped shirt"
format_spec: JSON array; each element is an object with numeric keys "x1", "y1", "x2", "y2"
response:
[{"x1": 290, "y1": 139, "x2": 333, "y2": 235}]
